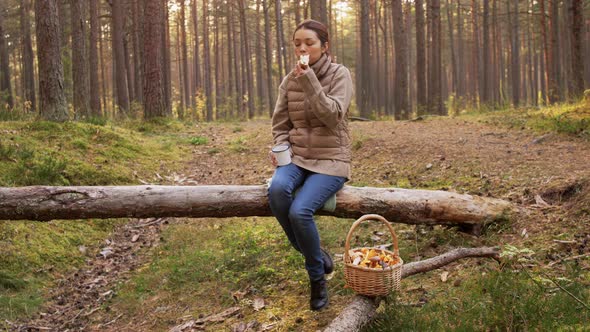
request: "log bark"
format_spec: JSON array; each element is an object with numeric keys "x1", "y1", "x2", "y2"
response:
[
  {"x1": 0, "y1": 186, "x2": 510, "y2": 230},
  {"x1": 323, "y1": 247, "x2": 501, "y2": 332}
]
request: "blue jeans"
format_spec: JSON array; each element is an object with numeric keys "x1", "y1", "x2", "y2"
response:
[{"x1": 268, "y1": 163, "x2": 346, "y2": 282}]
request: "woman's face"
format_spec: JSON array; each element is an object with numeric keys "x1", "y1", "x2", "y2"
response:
[{"x1": 293, "y1": 28, "x2": 328, "y2": 65}]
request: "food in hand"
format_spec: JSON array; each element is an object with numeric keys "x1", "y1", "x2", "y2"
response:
[
  {"x1": 348, "y1": 248, "x2": 399, "y2": 269},
  {"x1": 299, "y1": 54, "x2": 310, "y2": 66}
]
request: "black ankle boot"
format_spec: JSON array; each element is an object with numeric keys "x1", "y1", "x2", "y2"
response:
[
  {"x1": 310, "y1": 278, "x2": 329, "y2": 311},
  {"x1": 320, "y1": 247, "x2": 334, "y2": 274}
]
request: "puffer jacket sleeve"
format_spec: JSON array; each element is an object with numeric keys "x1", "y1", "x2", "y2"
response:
[
  {"x1": 296, "y1": 66, "x2": 353, "y2": 129},
  {"x1": 271, "y1": 75, "x2": 293, "y2": 146}
]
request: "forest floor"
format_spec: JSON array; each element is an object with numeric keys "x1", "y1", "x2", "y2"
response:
[{"x1": 10, "y1": 104, "x2": 590, "y2": 331}]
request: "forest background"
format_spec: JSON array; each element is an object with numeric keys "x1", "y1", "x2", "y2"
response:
[{"x1": 1, "y1": 0, "x2": 590, "y2": 331}]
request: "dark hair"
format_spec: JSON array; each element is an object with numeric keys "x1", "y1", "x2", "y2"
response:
[{"x1": 293, "y1": 19, "x2": 333, "y2": 61}]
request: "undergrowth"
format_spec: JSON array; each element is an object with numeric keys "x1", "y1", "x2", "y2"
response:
[
  {"x1": 0, "y1": 119, "x2": 192, "y2": 321},
  {"x1": 460, "y1": 99, "x2": 590, "y2": 140}
]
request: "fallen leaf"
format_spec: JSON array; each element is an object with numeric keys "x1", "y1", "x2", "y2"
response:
[
  {"x1": 252, "y1": 297, "x2": 265, "y2": 311},
  {"x1": 440, "y1": 271, "x2": 449, "y2": 282},
  {"x1": 131, "y1": 234, "x2": 140, "y2": 242}
]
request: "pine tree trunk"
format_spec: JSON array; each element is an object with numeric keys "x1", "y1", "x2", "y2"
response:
[
  {"x1": 255, "y1": 0, "x2": 265, "y2": 114},
  {"x1": 275, "y1": 0, "x2": 286, "y2": 81},
  {"x1": 456, "y1": 0, "x2": 465, "y2": 99},
  {"x1": 511, "y1": 0, "x2": 520, "y2": 106},
  {"x1": 445, "y1": 0, "x2": 457, "y2": 98},
  {"x1": 381, "y1": 0, "x2": 390, "y2": 115},
  {"x1": 143, "y1": 0, "x2": 166, "y2": 118},
  {"x1": 359, "y1": 0, "x2": 371, "y2": 118},
  {"x1": 550, "y1": 0, "x2": 562, "y2": 102},
  {"x1": 213, "y1": 0, "x2": 221, "y2": 116},
  {"x1": 0, "y1": 10, "x2": 14, "y2": 109},
  {"x1": 192, "y1": 0, "x2": 201, "y2": 93},
  {"x1": 470, "y1": 0, "x2": 479, "y2": 105},
  {"x1": 240, "y1": 0, "x2": 255, "y2": 119},
  {"x1": 35, "y1": 0, "x2": 68, "y2": 122},
  {"x1": 230, "y1": 3, "x2": 242, "y2": 118},
  {"x1": 263, "y1": 0, "x2": 275, "y2": 117},
  {"x1": 132, "y1": 0, "x2": 144, "y2": 105},
  {"x1": 226, "y1": 2, "x2": 234, "y2": 117},
  {"x1": 124, "y1": 34, "x2": 135, "y2": 104},
  {"x1": 202, "y1": 0, "x2": 213, "y2": 121},
  {"x1": 482, "y1": 0, "x2": 492, "y2": 105},
  {"x1": 21, "y1": 0, "x2": 36, "y2": 112},
  {"x1": 58, "y1": 0, "x2": 72, "y2": 105},
  {"x1": 180, "y1": 0, "x2": 190, "y2": 110},
  {"x1": 569, "y1": 0, "x2": 584, "y2": 99},
  {"x1": 310, "y1": 0, "x2": 328, "y2": 25},
  {"x1": 431, "y1": 0, "x2": 443, "y2": 114},
  {"x1": 71, "y1": 0, "x2": 90, "y2": 119},
  {"x1": 392, "y1": 0, "x2": 409, "y2": 119},
  {"x1": 112, "y1": 0, "x2": 130, "y2": 113},
  {"x1": 162, "y1": 0, "x2": 172, "y2": 114},
  {"x1": 89, "y1": 0, "x2": 102, "y2": 116}
]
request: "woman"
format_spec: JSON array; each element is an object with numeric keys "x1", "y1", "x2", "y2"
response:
[{"x1": 268, "y1": 19, "x2": 353, "y2": 311}]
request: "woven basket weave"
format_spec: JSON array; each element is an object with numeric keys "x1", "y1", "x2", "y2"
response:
[{"x1": 344, "y1": 214, "x2": 403, "y2": 296}]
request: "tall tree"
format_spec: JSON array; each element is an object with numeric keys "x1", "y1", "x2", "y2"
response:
[
  {"x1": 179, "y1": 0, "x2": 190, "y2": 110},
  {"x1": 275, "y1": 0, "x2": 286, "y2": 80},
  {"x1": 255, "y1": 0, "x2": 265, "y2": 113},
  {"x1": 230, "y1": 3, "x2": 242, "y2": 117},
  {"x1": 430, "y1": 0, "x2": 443, "y2": 114},
  {"x1": 540, "y1": 0, "x2": 557, "y2": 103},
  {"x1": 549, "y1": 0, "x2": 561, "y2": 102},
  {"x1": 132, "y1": 0, "x2": 144, "y2": 104},
  {"x1": 482, "y1": 0, "x2": 492, "y2": 104},
  {"x1": 71, "y1": 0, "x2": 90, "y2": 118},
  {"x1": 21, "y1": 0, "x2": 36, "y2": 111},
  {"x1": 238, "y1": 0, "x2": 254, "y2": 119},
  {"x1": 0, "y1": 8, "x2": 13, "y2": 109},
  {"x1": 568, "y1": 0, "x2": 584, "y2": 99},
  {"x1": 263, "y1": 0, "x2": 274, "y2": 117},
  {"x1": 358, "y1": 0, "x2": 371, "y2": 118},
  {"x1": 162, "y1": 0, "x2": 172, "y2": 114},
  {"x1": 112, "y1": 0, "x2": 130, "y2": 113},
  {"x1": 35, "y1": 0, "x2": 68, "y2": 121},
  {"x1": 202, "y1": 0, "x2": 213, "y2": 121},
  {"x1": 143, "y1": 0, "x2": 166, "y2": 118},
  {"x1": 445, "y1": 0, "x2": 458, "y2": 97},
  {"x1": 510, "y1": 0, "x2": 520, "y2": 106},
  {"x1": 415, "y1": 0, "x2": 427, "y2": 114},
  {"x1": 310, "y1": 0, "x2": 328, "y2": 25},
  {"x1": 192, "y1": 0, "x2": 201, "y2": 93},
  {"x1": 456, "y1": 0, "x2": 465, "y2": 98},
  {"x1": 470, "y1": 0, "x2": 480, "y2": 103},
  {"x1": 89, "y1": 0, "x2": 102, "y2": 116},
  {"x1": 392, "y1": 0, "x2": 408, "y2": 119}
]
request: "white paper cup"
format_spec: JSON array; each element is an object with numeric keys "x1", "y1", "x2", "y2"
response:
[{"x1": 272, "y1": 144, "x2": 291, "y2": 166}]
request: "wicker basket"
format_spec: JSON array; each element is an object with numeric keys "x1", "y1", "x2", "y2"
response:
[{"x1": 344, "y1": 214, "x2": 403, "y2": 296}]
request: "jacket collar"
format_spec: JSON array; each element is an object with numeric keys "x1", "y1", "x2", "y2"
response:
[{"x1": 311, "y1": 53, "x2": 332, "y2": 79}]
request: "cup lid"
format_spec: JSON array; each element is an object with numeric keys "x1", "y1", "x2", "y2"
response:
[{"x1": 272, "y1": 144, "x2": 290, "y2": 153}]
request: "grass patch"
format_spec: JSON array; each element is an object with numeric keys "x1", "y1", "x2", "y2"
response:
[
  {"x1": 461, "y1": 100, "x2": 590, "y2": 140},
  {"x1": 0, "y1": 118, "x2": 193, "y2": 321},
  {"x1": 0, "y1": 219, "x2": 125, "y2": 320},
  {"x1": 189, "y1": 136, "x2": 208, "y2": 145},
  {"x1": 367, "y1": 267, "x2": 590, "y2": 331}
]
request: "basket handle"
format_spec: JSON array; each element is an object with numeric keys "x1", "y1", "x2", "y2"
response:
[{"x1": 344, "y1": 214, "x2": 399, "y2": 263}]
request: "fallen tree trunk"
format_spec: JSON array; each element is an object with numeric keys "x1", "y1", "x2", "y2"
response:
[
  {"x1": 0, "y1": 185, "x2": 510, "y2": 231},
  {"x1": 323, "y1": 247, "x2": 501, "y2": 332}
]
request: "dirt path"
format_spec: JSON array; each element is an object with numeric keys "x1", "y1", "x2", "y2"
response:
[{"x1": 15, "y1": 117, "x2": 590, "y2": 331}]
